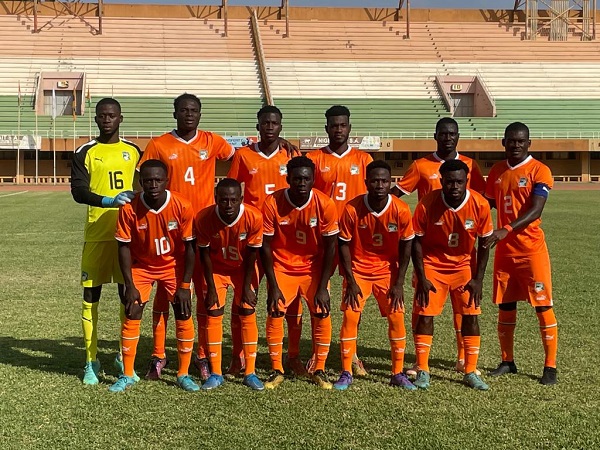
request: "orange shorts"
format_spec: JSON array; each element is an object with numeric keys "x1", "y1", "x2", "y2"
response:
[
  {"x1": 132, "y1": 266, "x2": 181, "y2": 303},
  {"x1": 274, "y1": 271, "x2": 329, "y2": 315},
  {"x1": 412, "y1": 265, "x2": 481, "y2": 316},
  {"x1": 202, "y1": 272, "x2": 260, "y2": 312},
  {"x1": 341, "y1": 272, "x2": 402, "y2": 316},
  {"x1": 493, "y1": 253, "x2": 553, "y2": 307}
]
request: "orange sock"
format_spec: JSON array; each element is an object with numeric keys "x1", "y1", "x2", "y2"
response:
[
  {"x1": 536, "y1": 308, "x2": 558, "y2": 368},
  {"x1": 121, "y1": 318, "x2": 141, "y2": 377},
  {"x1": 175, "y1": 317, "x2": 195, "y2": 376},
  {"x1": 340, "y1": 309, "x2": 360, "y2": 373},
  {"x1": 387, "y1": 311, "x2": 407, "y2": 375},
  {"x1": 266, "y1": 315, "x2": 285, "y2": 372},
  {"x1": 454, "y1": 313, "x2": 465, "y2": 362},
  {"x1": 151, "y1": 295, "x2": 170, "y2": 359},
  {"x1": 230, "y1": 303, "x2": 243, "y2": 362},
  {"x1": 414, "y1": 334, "x2": 433, "y2": 372},
  {"x1": 498, "y1": 308, "x2": 517, "y2": 362},
  {"x1": 286, "y1": 296, "x2": 303, "y2": 359},
  {"x1": 463, "y1": 335, "x2": 481, "y2": 374},
  {"x1": 196, "y1": 298, "x2": 208, "y2": 359},
  {"x1": 205, "y1": 315, "x2": 223, "y2": 375},
  {"x1": 240, "y1": 313, "x2": 259, "y2": 375},
  {"x1": 312, "y1": 315, "x2": 332, "y2": 372}
]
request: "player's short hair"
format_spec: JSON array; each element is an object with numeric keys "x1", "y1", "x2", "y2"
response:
[
  {"x1": 435, "y1": 117, "x2": 458, "y2": 132},
  {"x1": 174, "y1": 93, "x2": 201, "y2": 111},
  {"x1": 139, "y1": 159, "x2": 168, "y2": 176},
  {"x1": 257, "y1": 105, "x2": 282, "y2": 121},
  {"x1": 504, "y1": 121, "x2": 529, "y2": 139},
  {"x1": 286, "y1": 155, "x2": 315, "y2": 175},
  {"x1": 216, "y1": 177, "x2": 242, "y2": 194},
  {"x1": 366, "y1": 160, "x2": 392, "y2": 178},
  {"x1": 95, "y1": 98, "x2": 121, "y2": 114},
  {"x1": 439, "y1": 159, "x2": 469, "y2": 177},
  {"x1": 325, "y1": 105, "x2": 351, "y2": 120}
]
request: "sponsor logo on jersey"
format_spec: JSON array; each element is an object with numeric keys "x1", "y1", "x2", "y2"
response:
[
  {"x1": 249, "y1": 168, "x2": 258, "y2": 175},
  {"x1": 279, "y1": 165, "x2": 287, "y2": 175},
  {"x1": 434, "y1": 220, "x2": 444, "y2": 226},
  {"x1": 428, "y1": 173, "x2": 439, "y2": 180},
  {"x1": 122, "y1": 152, "x2": 130, "y2": 161},
  {"x1": 534, "y1": 282, "x2": 545, "y2": 292},
  {"x1": 536, "y1": 295, "x2": 547, "y2": 301},
  {"x1": 168, "y1": 221, "x2": 178, "y2": 231},
  {"x1": 239, "y1": 232, "x2": 247, "y2": 240},
  {"x1": 518, "y1": 177, "x2": 528, "y2": 187},
  {"x1": 199, "y1": 150, "x2": 209, "y2": 160},
  {"x1": 168, "y1": 153, "x2": 178, "y2": 160},
  {"x1": 309, "y1": 217, "x2": 318, "y2": 227},
  {"x1": 279, "y1": 220, "x2": 289, "y2": 225},
  {"x1": 495, "y1": 178, "x2": 502, "y2": 184},
  {"x1": 350, "y1": 164, "x2": 360, "y2": 175},
  {"x1": 137, "y1": 223, "x2": 148, "y2": 230},
  {"x1": 359, "y1": 223, "x2": 368, "y2": 229},
  {"x1": 320, "y1": 166, "x2": 331, "y2": 173},
  {"x1": 94, "y1": 157, "x2": 103, "y2": 162},
  {"x1": 387, "y1": 223, "x2": 398, "y2": 232},
  {"x1": 81, "y1": 271, "x2": 89, "y2": 281},
  {"x1": 464, "y1": 219, "x2": 475, "y2": 230}
]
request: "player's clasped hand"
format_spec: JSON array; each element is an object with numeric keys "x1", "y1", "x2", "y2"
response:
[
  {"x1": 102, "y1": 190, "x2": 135, "y2": 208},
  {"x1": 483, "y1": 228, "x2": 509, "y2": 249},
  {"x1": 314, "y1": 288, "x2": 331, "y2": 315},
  {"x1": 343, "y1": 281, "x2": 363, "y2": 311},
  {"x1": 174, "y1": 287, "x2": 192, "y2": 318},
  {"x1": 416, "y1": 279, "x2": 437, "y2": 308}
]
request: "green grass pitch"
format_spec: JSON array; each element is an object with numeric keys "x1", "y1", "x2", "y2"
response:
[{"x1": 0, "y1": 190, "x2": 598, "y2": 449}]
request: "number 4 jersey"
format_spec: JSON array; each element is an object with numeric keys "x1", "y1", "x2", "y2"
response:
[
  {"x1": 72, "y1": 139, "x2": 141, "y2": 242},
  {"x1": 115, "y1": 190, "x2": 195, "y2": 270}
]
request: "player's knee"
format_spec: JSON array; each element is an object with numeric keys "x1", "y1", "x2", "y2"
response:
[
  {"x1": 312, "y1": 312, "x2": 330, "y2": 319},
  {"x1": 499, "y1": 302, "x2": 517, "y2": 311},
  {"x1": 238, "y1": 307, "x2": 255, "y2": 316},
  {"x1": 207, "y1": 307, "x2": 225, "y2": 318},
  {"x1": 126, "y1": 304, "x2": 144, "y2": 320},
  {"x1": 269, "y1": 311, "x2": 285, "y2": 318},
  {"x1": 415, "y1": 315, "x2": 434, "y2": 334},
  {"x1": 83, "y1": 286, "x2": 101, "y2": 303},
  {"x1": 535, "y1": 305, "x2": 552, "y2": 313},
  {"x1": 461, "y1": 314, "x2": 480, "y2": 335},
  {"x1": 172, "y1": 306, "x2": 191, "y2": 321}
]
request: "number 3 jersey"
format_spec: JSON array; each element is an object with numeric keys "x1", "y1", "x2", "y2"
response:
[
  {"x1": 115, "y1": 190, "x2": 195, "y2": 270},
  {"x1": 262, "y1": 189, "x2": 339, "y2": 276},
  {"x1": 141, "y1": 130, "x2": 235, "y2": 214},
  {"x1": 195, "y1": 203, "x2": 264, "y2": 274},
  {"x1": 72, "y1": 139, "x2": 141, "y2": 242},
  {"x1": 413, "y1": 189, "x2": 493, "y2": 270}
]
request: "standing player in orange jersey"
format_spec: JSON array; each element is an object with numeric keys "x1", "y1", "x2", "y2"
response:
[
  {"x1": 261, "y1": 156, "x2": 339, "y2": 390},
  {"x1": 411, "y1": 159, "x2": 493, "y2": 391},
  {"x1": 109, "y1": 159, "x2": 198, "y2": 393},
  {"x1": 484, "y1": 122, "x2": 558, "y2": 386},
  {"x1": 333, "y1": 161, "x2": 416, "y2": 391},
  {"x1": 393, "y1": 117, "x2": 486, "y2": 377},
  {"x1": 306, "y1": 105, "x2": 373, "y2": 376},
  {"x1": 195, "y1": 178, "x2": 264, "y2": 391},
  {"x1": 225, "y1": 105, "x2": 304, "y2": 378}
]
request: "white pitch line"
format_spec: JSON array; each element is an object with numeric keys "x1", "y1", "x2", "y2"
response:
[{"x1": 0, "y1": 190, "x2": 29, "y2": 198}]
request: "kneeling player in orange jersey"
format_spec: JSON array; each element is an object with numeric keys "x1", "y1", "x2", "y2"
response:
[
  {"x1": 109, "y1": 159, "x2": 198, "y2": 393},
  {"x1": 261, "y1": 156, "x2": 339, "y2": 389},
  {"x1": 334, "y1": 161, "x2": 415, "y2": 391},
  {"x1": 412, "y1": 159, "x2": 493, "y2": 390},
  {"x1": 195, "y1": 178, "x2": 264, "y2": 391}
]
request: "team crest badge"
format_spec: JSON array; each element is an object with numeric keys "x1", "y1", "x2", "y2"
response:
[
  {"x1": 239, "y1": 232, "x2": 247, "y2": 240},
  {"x1": 137, "y1": 223, "x2": 148, "y2": 231},
  {"x1": 429, "y1": 173, "x2": 439, "y2": 180},
  {"x1": 168, "y1": 221, "x2": 178, "y2": 231},
  {"x1": 279, "y1": 165, "x2": 287, "y2": 176},
  {"x1": 387, "y1": 223, "x2": 398, "y2": 232},
  {"x1": 199, "y1": 150, "x2": 209, "y2": 160},
  {"x1": 534, "y1": 282, "x2": 545, "y2": 293},
  {"x1": 81, "y1": 272, "x2": 89, "y2": 281},
  {"x1": 465, "y1": 219, "x2": 475, "y2": 230},
  {"x1": 350, "y1": 164, "x2": 360, "y2": 175},
  {"x1": 518, "y1": 177, "x2": 528, "y2": 187},
  {"x1": 168, "y1": 153, "x2": 178, "y2": 160},
  {"x1": 122, "y1": 152, "x2": 130, "y2": 161},
  {"x1": 309, "y1": 217, "x2": 318, "y2": 227},
  {"x1": 320, "y1": 166, "x2": 330, "y2": 173}
]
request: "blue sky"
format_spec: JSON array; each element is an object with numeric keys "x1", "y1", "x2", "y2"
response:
[{"x1": 103, "y1": 1, "x2": 519, "y2": 8}]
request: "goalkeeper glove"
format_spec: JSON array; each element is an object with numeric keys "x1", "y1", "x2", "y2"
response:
[{"x1": 102, "y1": 190, "x2": 135, "y2": 208}]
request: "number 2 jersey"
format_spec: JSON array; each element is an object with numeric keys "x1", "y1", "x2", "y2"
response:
[
  {"x1": 71, "y1": 139, "x2": 141, "y2": 242},
  {"x1": 140, "y1": 130, "x2": 235, "y2": 213},
  {"x1": 115, "y1": 190, "x2": 195, "y2": 270},
  {"x1": 413, "y1": 189, "x2": 493, "y2": 270}
]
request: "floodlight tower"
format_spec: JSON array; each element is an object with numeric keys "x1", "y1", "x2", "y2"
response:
[
  {"x1": 515, "y1": 0, "x2": 596, "y2": 40},
  {"x1": 32, "y1": 0, "x2": 104, "y2": 34}
]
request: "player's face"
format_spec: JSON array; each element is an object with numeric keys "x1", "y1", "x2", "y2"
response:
[
  {"x1": 325, "y1": 115, "x2": 351, "y2": 146},
  {"x1": 287, "y1": 167, "x2": 314, "y2": 198},
  {"x1": 365, "y1": 168, "x2": 391, "y2": 200},
  {"x1": 502, "y1": 129, "x2": 530, "y2": 165},
  {"x1": 257, "y1": 112, "x2": 282, "y2": 144},
  {"x1": 140, "y1": 167, "x2": 168, "y2": 200},
  {"x1": 174, "y1": 99, "x2": 201, "y2": 133},
  {"x1": 95, "y1": 104, "x2": 122, "y2": 136},
  {"x1": 216, "y1": 186, "x2": 242, "y2": 221},
  {"x1": 441, "y1": 169, "x2": 467, "y2": 203},
  {"x1": 434, "y1": 123, "x2": 459, "y2": 155}
]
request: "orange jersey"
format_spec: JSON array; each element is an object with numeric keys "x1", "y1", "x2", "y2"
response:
[
  {"x1": 226, "y1": 143, "x2": 290, "y2": 209},
  {"x1": 263, "y1": 189, "x2": 339, "y2": 275},
  {"x1": 195, "y1": 203, "x2": 263, "y2": 274},
  {"x1": 398, "y1": 153, "x2": 486, "y2": 200},
  {"x1": 115, "y1": 190, "x2": 195, "y2": 270},
  {"x1": 485, "y1": 156, "x2": 553, "y2": 257},
  {"x1": 413, "y1": 189, "x2": 493, "y2": 269},
  {"x1": 339, "y1": 194, "x2": 414, "y2": 279},
  {"x1": 306, "y1": 146, "x2": 373, "y2": 216},
  {"x1": 140, "y1": 130, "x2": 235, "y2": 213}
]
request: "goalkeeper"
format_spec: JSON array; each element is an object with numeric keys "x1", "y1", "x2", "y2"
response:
[{"x1": 71, "y1": 98, "x2": 142, "y2": 385}]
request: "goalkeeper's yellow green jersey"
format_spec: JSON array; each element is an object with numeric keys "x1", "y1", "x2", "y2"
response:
[{"x1": 71, "y1": 139, "x2": 141, "y2": 242}]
